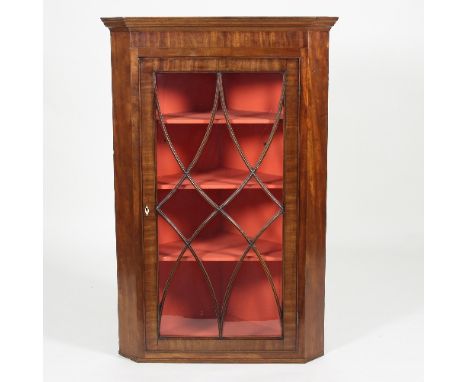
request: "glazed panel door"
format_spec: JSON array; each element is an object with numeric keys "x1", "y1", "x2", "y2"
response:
[{"x1": 140, "y1": 57, "x2": 299, "y2": 353}]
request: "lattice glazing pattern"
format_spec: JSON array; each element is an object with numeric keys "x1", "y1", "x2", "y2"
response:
[{"x1": 154, "y1": 72, "x2": 285, "y2": 338}]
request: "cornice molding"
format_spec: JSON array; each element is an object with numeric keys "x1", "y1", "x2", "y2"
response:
[{"x1": 101, "y1": 17, "x2": 338, "y2": 32}]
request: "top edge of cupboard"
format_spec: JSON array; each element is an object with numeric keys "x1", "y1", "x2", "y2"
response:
[{"x1": 100, "y1": 17, "x2": 338, "y2": 31}]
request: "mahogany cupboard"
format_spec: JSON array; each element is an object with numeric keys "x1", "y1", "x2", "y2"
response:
[{"x1": 101, "y1": 17, "x2": 337, "y2": 363}]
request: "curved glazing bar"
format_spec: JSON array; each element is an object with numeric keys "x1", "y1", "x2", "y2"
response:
[{"x1": 154, "y1": 71, "x2": 285, "y2": 338}]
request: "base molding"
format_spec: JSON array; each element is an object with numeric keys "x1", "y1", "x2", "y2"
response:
[{"x1": 118, "y1": 350, "x2": 324, "y2": 364}]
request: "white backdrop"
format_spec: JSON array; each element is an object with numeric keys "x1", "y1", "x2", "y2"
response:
[{"x1": 44, "y1": 1, "x2": 423, "y2": 381}]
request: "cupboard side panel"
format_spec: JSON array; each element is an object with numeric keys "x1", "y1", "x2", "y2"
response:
[
  {"x1": 298, "y1": 31, "x2": 330, "y2": 361},
  {"x1": 110, "y1": 31, "x2": 145, "y2": 358}
]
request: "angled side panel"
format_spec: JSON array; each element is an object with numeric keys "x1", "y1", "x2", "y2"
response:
[
  {"x1": 109, "y1": 31, "x2": 145, "y2": 358},
  {"x1": 298, "y1": 30, "x2": 330, "y2": 361}
]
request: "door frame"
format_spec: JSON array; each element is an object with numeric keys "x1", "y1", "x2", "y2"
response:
[{"x1": 139, "y1": 57, "x2": 300, "y2": 353}]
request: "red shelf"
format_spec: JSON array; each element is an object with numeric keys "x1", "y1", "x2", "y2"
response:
[
  {"x1": 159, "y1": 316, "x2": 218, "y2": 337},
  {"x1": 157, "y1": 168, "x2": 282, "y2": 190},
  {"x1": 160, "y1": 109, "x2": 283, "y2": 125},
  {"x1": 160, "y1": 316, "x2": 281, "y2": 337},
  {"x1": 159, "y1": 231, "x2": 282, "y2": 262},
  {"x1": 155, "y1": 73, "x2": 285, "y2": 339},
  {"x1": 223, "y1": 319, "x2": 281, "y2": 337}
]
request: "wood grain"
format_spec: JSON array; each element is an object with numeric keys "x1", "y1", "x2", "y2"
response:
[
  {"x1": 296, "y1": 31, "x2": 331, "y2": 362},
  {"x1": 109, "y1": 31, "x2": 145, "y2": 358},
  {"x1": 141, "y1": 58, "x2": 297, "y2": 354},
  {"x1": 102, "y1": 17, "x2": 337, "y2": 363},
  {"x1": 101, "y1": 17, "x2": 338, "y2": 31}
]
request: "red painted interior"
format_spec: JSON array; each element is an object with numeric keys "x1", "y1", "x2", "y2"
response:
[{"x1": 156, "y1": 73, "x2": 284, "y2": 337}]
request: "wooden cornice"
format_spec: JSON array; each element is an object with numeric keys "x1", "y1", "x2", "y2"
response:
[{"x1": 101, "y1": 17, "x2": 338, "y2": 32}]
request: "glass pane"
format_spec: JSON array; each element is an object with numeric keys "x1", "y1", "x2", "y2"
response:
[{"x1": 155, "y1": 72, "x2": 284, "y2": 338}]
